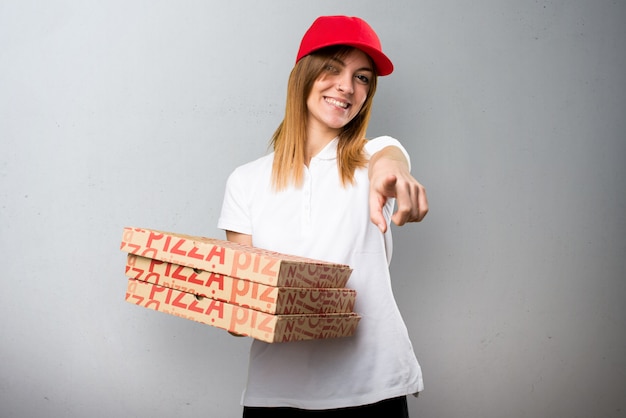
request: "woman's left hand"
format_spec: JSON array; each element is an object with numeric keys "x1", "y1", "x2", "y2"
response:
[{"x1": 369, "y1": 146, "x2": 428, "y2": 233}]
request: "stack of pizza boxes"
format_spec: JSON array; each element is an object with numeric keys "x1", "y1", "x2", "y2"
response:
[{"x1": 120, "y1": 227, "x2": 360, "y2": 343}]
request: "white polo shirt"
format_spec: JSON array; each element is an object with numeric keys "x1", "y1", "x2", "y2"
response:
[{"x1": 218, "y1": 136, "x2": 423, "y2": 410}]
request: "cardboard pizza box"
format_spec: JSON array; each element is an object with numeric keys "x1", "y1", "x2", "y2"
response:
[
  {"x1": 125, "y1": 254, "x2": 357, "y2": 315},
  {"x1": 120, "y1": 227, "x2": 352, "y2": 288},
  {"x1": 125, "y1": 278, "x2": 361, "y2": 343}
]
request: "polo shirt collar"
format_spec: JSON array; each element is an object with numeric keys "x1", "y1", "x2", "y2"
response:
[{"x1": 312, "y1": 137, "x2": 338, "y2": 161}]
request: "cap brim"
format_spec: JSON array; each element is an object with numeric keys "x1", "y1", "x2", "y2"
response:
[{"x1": 349, "y1": 43, "x2": 394, "y2": 76}]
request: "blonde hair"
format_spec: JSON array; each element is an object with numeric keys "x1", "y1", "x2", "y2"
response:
[{"x1": 270, "y1": 46, "x2": 379, "y2": 190}]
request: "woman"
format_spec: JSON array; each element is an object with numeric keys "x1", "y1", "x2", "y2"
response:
[{"x1": 218, "y1": 15, "x2": 428, "y2": 417}]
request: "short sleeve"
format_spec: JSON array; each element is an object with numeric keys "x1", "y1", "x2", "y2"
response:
[
  {"x1": 364, "y1": 135, "x2": 411, "y2": 171},
  {"x1": 217, "y1": 166, "x2": 253, "y2": 235}
]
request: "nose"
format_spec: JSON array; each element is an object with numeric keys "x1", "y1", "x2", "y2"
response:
[{"x1": 336, "y1": 72, "x2": 354, "y2": 94}]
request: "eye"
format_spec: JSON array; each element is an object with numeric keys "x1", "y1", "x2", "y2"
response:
[
  {"x1": 325, "y1": 64, "x2": 339, "y2": 74},
  {"x1": 355, "y1": 74, "x2": 370, "y2": 84}
]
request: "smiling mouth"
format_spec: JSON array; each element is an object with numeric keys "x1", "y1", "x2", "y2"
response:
[{"x1": 325, "y1": 97, "x2": 350, "y2": 109}]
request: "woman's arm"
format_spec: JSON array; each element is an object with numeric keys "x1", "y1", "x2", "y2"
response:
[
  {"x1": 368, "y1": 145, "x2": 428, "y2": 233},
  {"x1": 226, "y1": 230, "x2": 253, "y2": 246}
]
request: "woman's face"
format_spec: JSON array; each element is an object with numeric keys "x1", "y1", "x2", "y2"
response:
[{"x1": 306, "y1": 48, "x2": 373, "y2": 137}]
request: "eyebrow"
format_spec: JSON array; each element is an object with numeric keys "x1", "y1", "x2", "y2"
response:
[{"x1": 330, "y1": 57, "x2": 374, "y2": 73}]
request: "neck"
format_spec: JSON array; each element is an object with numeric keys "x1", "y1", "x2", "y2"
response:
[{"x1": 305, "y1": 125, "x2": 339, "y2": 165}]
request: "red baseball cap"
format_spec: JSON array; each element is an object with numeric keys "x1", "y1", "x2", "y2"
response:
[{"x1": 296, "y1": 16, "x2": 394, "y2": 76}]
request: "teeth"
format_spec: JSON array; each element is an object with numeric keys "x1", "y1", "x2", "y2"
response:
[{"x1": 325, "y1": 98, "x2": 349, "y2": 108}]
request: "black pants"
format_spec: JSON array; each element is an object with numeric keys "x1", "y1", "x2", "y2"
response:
[{"x1": 243, "y1": 396, "x2": 409, "y2": 417}]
